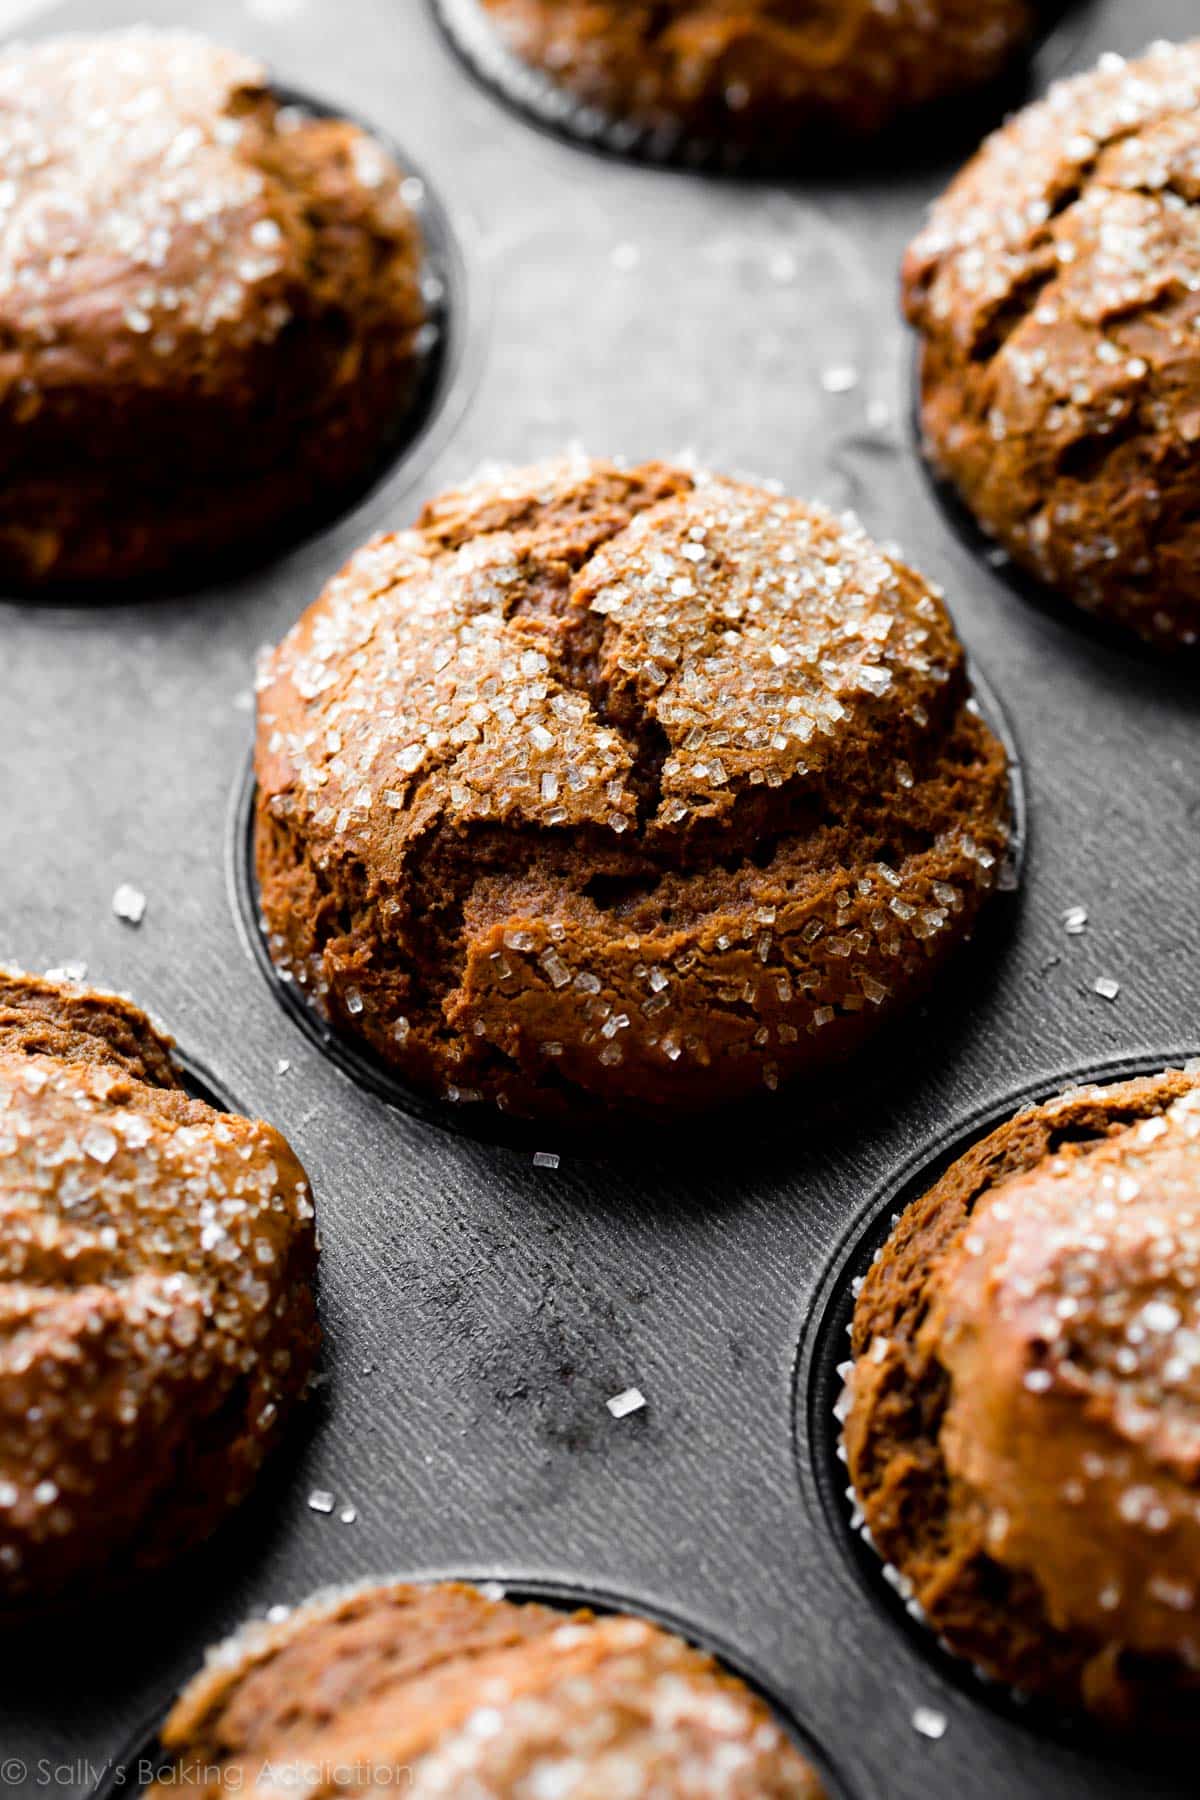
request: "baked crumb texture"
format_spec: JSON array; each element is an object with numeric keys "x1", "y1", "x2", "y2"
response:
[
  {"x1": 152, "y1": 1578, "x2": 828, "y2": 1798},
  {"x1": 471, "y1": 0, "x2": 1034, "y2": 145},
  {"x1": 255, "y1": 454, "x2": 1011, "y2": 1123},
  {"x1": 0, "y1": 970, "x2": 320, "y2": 1609},
  {"x1": 907, "y1": 40, "x2": 1200, "y2": 649},
  {"x1": 846, "y1": 1068, "x2": 1200, "y2": 1728},
  {"x1": 0, "y1": 29, "x2": 426, "y2": 585}
]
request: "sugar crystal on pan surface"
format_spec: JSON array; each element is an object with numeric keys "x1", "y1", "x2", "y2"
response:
[
  {"x1": 1093, "y1": 976, "x2": 1120, "y2": 1001},
  {"x1": 821, "y1": 365, "x2": 859, "y2": 394},
  {"x1": 1062, "y1": 905, "x2": 1088, "y2": 934},
  {"x1": 911, "y1": 1706, "x2": 947, "y2": 1740},
  {"x1": 112, "y1": 883, "x2": 146, "y2": 925},
  {"x1": 533, "y1": 1150, "x2": 560, "y2": 1169},
  {"x1": 606, "y1": 1387, "x2": 646, "y2": 1419},
  {"x1": 44, "y1": 961, "x2": 87, "y2": 982},
  {"x1": 307, "y1": 1488, "x2": 335, "y2": 1515}
]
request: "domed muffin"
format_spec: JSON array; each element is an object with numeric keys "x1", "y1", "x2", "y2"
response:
[
  {"x1": 150, "y1": 1577, "x2": 828, "y2": 1796},
  {"x1": 905, "y1": 40, "x2": 1200, "y2": 649},
  {"x1": 844, "y1": 1067, "x2": 1200, "y2": 1727},
  {"x1": 448, "y1": 0, "x2": 1034, "y2": 149},
  {"x1": 0, "y1": 969, "x2": 319, "y2": 1609},
  {"x1": 0, "y1": 29, "x2": 426, "y2": 586},
  {"x1": 255, "y1": 453, "x2": 1011, "y2": 1123}
]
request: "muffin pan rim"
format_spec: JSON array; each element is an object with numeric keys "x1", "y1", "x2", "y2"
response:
[
  {"x1": 84, "y1": 1567, "x2": 854, "y2": 1800},
  {"x1": 225, "y1": 657, "x2": 1028, "y2": 1153},
  {"x1": 792, "y1": 1046, "x2": 1200, "y2": 1749}
]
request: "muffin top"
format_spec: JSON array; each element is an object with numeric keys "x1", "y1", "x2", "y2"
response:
[
  {"x1": 0, "y1": 30, "x2": 416, "y2": 416},
  {"x1": 255, "y1": 454, "x2": 1009, "y2": 1119},
  {"x1": 846, "y1": 1067, "x2": 1200, "y2": 1721},
  {"x1": 905, "y1": 39, "x2": 1200, "y2": 646},
  {"x1": 473, "y1": 0, "x2": 1034, "y2": 142},
  {"x1": 0, "y1": 969, "x2": 320, "y2": 1607},
  {"x1": 153, "y1": 1578, "x2": 827, "y2": 1797},
  {"x1": 0, "y1": 28, "x2": 425, "y2": 581}
]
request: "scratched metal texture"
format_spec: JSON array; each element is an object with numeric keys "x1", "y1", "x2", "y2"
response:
[{"x1": 0, "y1": 1, "x2": 1197, "y2": 1797}]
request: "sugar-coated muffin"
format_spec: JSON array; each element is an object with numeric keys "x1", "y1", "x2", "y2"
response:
[
  {"x1": 0, "y1": 30, "x2": 426, "y2": 586},
  {"x1": 151, "y1": 1578, "x2": 828, "y2": 1797},
  {"x1": 460, "y1": 0, "x2": 1034, "y2": 147},
  {"x1": 0, "y1": 970, "x2": 320, "y2": 1609},
  {"x1": 906, "y1": 41, "x2": 1200, "y2": 649},
  {"x1": 255, "y1": 453, "x2": 1011, "y2": 1124},
  {"x1": 845, "y1": 1068, "x2": 1200, "y2": 1727}
]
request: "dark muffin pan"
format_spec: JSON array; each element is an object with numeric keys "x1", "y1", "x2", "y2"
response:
[
  {"x1": 86, "y1": 1575, "x2": 850, "y2": 1799},
  {"x1": 2, "y1": 2, "x2": 1198, "y2": 1799}
]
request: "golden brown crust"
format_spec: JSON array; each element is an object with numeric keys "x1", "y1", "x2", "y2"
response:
[
  {"x1": 153, "y1": 1578, "x2": 827, "y2": 1797},
  {"x1": 0, "y1": 972, "x2": 320, "y2": 1609},
  {"x1": 905, "y1": 40, "x2": 1200, "y2": 648},
  {"x1": 476, "y1": 0, "x2": 1033, "y2": 143},
  {"x1": 846, "y1": 1068, "x2": 1200, "y2": 1726},
  {"x1": 254, "y1": 453, "x2": 1010, "y2": 1122},
  {"x1": 0, "y1": 30, "x2": 426, "y2": 585}
]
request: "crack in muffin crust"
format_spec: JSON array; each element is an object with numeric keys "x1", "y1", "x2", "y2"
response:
[
  {"x1": 905, "y1": 39, "x2": 1200, "y2": 647},
  {"x1": 255, "y1": 454, "x2": 1010, "y2": 1122}
]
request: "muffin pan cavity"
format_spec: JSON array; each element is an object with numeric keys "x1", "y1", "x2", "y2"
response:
[
  {"x1": 797, "y1": 1053, "x2": 1200, "y2": 1750},
  {"x1": 433, "y1": 0, "x2": 1092, "y2": 174},
  {"x1": 87, "y1": 1575, "x2": 850, "y2": 1800}
]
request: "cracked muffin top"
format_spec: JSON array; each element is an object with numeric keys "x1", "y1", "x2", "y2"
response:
[
  {"x1": 255, "y1": 455, "x2": 1009, "y2": 1123},
  {"x1": 906, "y1": 39, "x2": 1200, "y2": 648},
  {"x1": 151, "y1": 1578, "x2": 828, "y2": 1797},
  {"x1": 0, "y1": 969, "x2": 319, "y2": 1610},
  {"x1": 845, "y1": 1068, "x2": 1200, "y2": 1727},
  {"x1": 0, "y1": 29, "x2": 426, "y2": 585},
  {"x1": 467, "y1": 0, "x2": 1034, "y2": 148}
]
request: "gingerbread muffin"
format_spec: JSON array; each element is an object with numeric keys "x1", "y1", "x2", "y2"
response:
[
  {"x1": 845, "y1": 1067, "x2": 1200, "y2": 1727},
  {"x1": 906, "y1": 40, "x2": 1200, "y2": 649},
  {"x1": 448, "y1": 0, "x2": 1034, "y2": 149},
  {"x1": 0, "y1": 969, "x2": 319, "y2": 1609},
  {"x1": 150, "y1": 1577, "x2": 827, "y2": 1796},
  {"x1": 255, "y1": 453, "x2": 1011, "y2": 1124},
  {"x1": 0, "y1": 30, "x2": 426, "y2": 586}
]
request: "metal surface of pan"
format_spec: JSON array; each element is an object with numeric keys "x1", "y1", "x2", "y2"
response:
[{"x1": 0, "y1": 2, "x2": 1196, "y2": 1798}]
